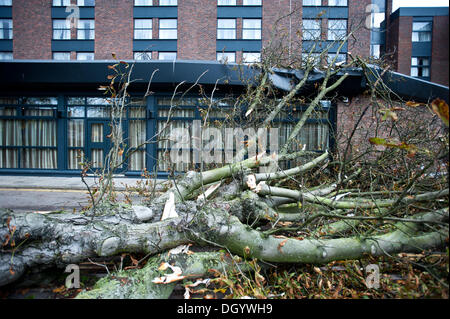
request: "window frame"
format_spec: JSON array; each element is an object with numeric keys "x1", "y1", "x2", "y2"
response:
[
  {"x1": 53, "y1": 19, "x2": 71, "y2": 40},
  {"x1": 134, "y1": 52, "x2": 152, "y2": 60},
  {"x1": 0, "y1": 19, "x2": 12, "y2": 40},
  {"x1": 302, "y1": 52, "x2": 321, "y2": 65},
  {"x1": 52, "y1": 0, "x2": 70, "y2": 6},
  {"x1": 412, "y1": 21, "x2": 432, "y2": 42},
  {"x1": 0, "y1": 51, "x2": 13, "y2": 60},
  {"x1": 159, "y1": 0, "x2": 177, "y2": 5},
  {"x1": 217, "y1": 19, "x2": 236, "y2": 40},
  {"x1": 53, "y1": 52, "x2": 71, "y2": 60},
  {"x1": 159, "y1": 19, "x2": 177, "y2": 39},
  {"x1": 302, "y1": 19, "x2": 321, "y2": 41},
  {"x1": 242, "y1": 52, "x2": 261, "y2": 64},
  {"x1": 242, "y1": 19, "x2": 261, "y2": 40},
  {"x1": 77, "y1": 19, "x2": 95, "y2": 40},
  {"x1": 243, "y1": 0, "x2": 262, "y2": 5},
  {"x1": 77, "y1": 0, "x2": 95, "y2": 6},
  {"x1": 410, "y1": 56, "x2": 431, "y2": 78},
  {"x1": 217, "y1": 52, "x2": 236, "y2": 63},
  {"x1": 218, "y1": 0, "x2": 236, "y2": 5},
  {"x1": 76, "y1": 52, "x2": 95, "y2": 60},
  {"x1": 0, "y1": 97, "x2": 59, "y2": 170},
  {"x1": 327, "y1": 53, "x2": 347, "y2": 65},
  {"x1": 303, "y1": 0, "x2": 321, "y2": 6},
  {"x1": 0, "y1": 0, "x2": 12, "y2": 5},
  {"x1": 134, "y1": 19, "x2": 153, "y2": 40},
  {"x1": 327, "y1": 19, "x2": 347, "y2": 41},
  {"x1": 328, "y1": 0, "x2": 347, "y2": 6},
  {"x1": 158, "y1": 52, "x2": 177, "y2": 60},
  {"x1": 134, "y1": 0, "x2": 153, "y2": 5}
]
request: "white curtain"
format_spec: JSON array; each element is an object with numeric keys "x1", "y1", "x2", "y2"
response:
[
  {"x1": 0, "y1": 109, "x2": 57, "y2": 169},
  {"x1": 129, "y1": 120, "x2": 146, "y2": 171},
  {"x1": 68, "y1": 119, "x2": 84, "y2": 169},
  {"x1": 0, "y1": 116, "x2": 20, "y2": 168},
  {"x1": 157, "y1": 118, "x2": 192, "y2": 172}
]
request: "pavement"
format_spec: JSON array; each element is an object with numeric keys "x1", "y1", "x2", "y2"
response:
[
  {"x1": 0, "y1": 175, "x2": 167, "y2": 191},
  {"x1": 0, "y1": 175, "x2": 169, "y2": 213}
]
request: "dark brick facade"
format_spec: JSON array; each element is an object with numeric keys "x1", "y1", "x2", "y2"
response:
[
  {"x1": 348, "y1": 0, "x2": 371, "y2": 58},
  {"x1": 178, "y1": 0, "x2": 216, "y2": 60},
  {"x1": 9, "y1": 1, "x2": 375, "y2": 63},
  {"x1": 262, "y1": 0, "x2": 302, "y2": 61},
  {"x1": 385, "y1": 16, "x2": 413, "y2": 76},
  {"x1": 94, "y1": 0, "x2": 133, "y2": 60},
  {"x1": 384, "y1": 8, "x2": 449, "y2": 87},
  {"x1": 431, "y1": 16, "x2": 449, "y2": 86},
  {"x1": 12, "y1": 0, "x2": 52, "y2": 59}
]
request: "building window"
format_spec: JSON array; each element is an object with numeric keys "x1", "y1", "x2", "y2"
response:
[
  {"x1": 217, "y1": 19, "x2": 236, "y2": 40},
  {"x1": 412, "y1": 22, "x2": 432, "y2": 42},
  {"x1": 52, "y1": 0, "x2": 70, "y2": 6},
  {"x1": 53, "y1": 52, "x2": 71, "y2": 60},
  {"x1": 77, "y1": 20, "x2": 95, "y2": 40},
  {"x1": 218, "y1": 0, "x2": 236, "y2": 5},
  {"x1": 328, "y1": 0, "x2": 347, "y2": 6},
  {"x1": 243, "y1": 0, "x2": 262, "y2": 5},
  {"x1": 158, "y1": 52, "x2": 177, "y2": 60},
  {"x1": 302, "y1": 19, "x2": 321, "y2": 40},
  {"x1": 134, "y1": 19, "x2": 152, "y2": 39},
  {"x1": 303, "y1": 0, "x2": 321, "y2": 5},
  {"x1": 217, "y1": 52, "x2": 236, "y2": 63},
  {"x1": 134, "y1": 0, "x2": 152, "y2": 5},
  {"x1": 302, "y1": 53, "x2": 321, "y2": 65},
  {"x1": 77, "y1": 52, "x2": 94, "y2": 60},
  {"x1": 371, "y1": 44, "x2": 380, "y2": 59},
  {"x1": 242, "y1": 19, "x2": 261, "y2": 40},
  {"x1": 159, "y1": 0, "x2": 177, "y2": 5},
  {"x1": 0, "y1": 0, "x2": 12, "y2": 5},
  {"x1": 53, "y1": 19, "x2": 70, "y2": 40},
  {"x1": 0, "y1": 19, "x2": 12, "y2": 39},
  {"x1": 243, "y1": 52, "x2": 261, "y2": 64},
  {"x1": 77, "y1": 0, "x2": 95, "y2": 6},
  {"x1": 411, "y1": 57, "x2": 430, "y2": 78},
  {"x1": 327, "y1": 53, "x2": 346, "y2": 65},
  {"x1": 0, "y1": 97, "x2": 58, "y2": 169},
  {"x1": 328, "y1": 19, "x2": 347, "y2": 40},
  {"x1": 159, "y1": 19, "x2": 177, "y2": 39},
  {"x1": 0, "y1": 52, "x2": 13, "y2": 60},
  {"x1": 134, "y1": 52, "x2": 152, "y2": 60}
]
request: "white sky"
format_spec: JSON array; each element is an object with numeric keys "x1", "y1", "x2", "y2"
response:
[
  {"x1": 371, "y1": 0, "x2": 449, "y2": 27},
  {"x1": 392, "y1": 0, "x2": 449, "y2": 11}
]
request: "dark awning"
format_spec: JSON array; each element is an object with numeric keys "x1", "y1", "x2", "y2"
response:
[{"x1": 0, "y1": 60, "x2": 448, "y2": 103}]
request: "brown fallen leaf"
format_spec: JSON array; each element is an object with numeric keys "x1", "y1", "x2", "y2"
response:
[
  {"x1": 53, "y1": 285, "x2": 66, "y2": 294},
  {"x1": 278, "y1": 239, "x2": 288, "y2": 253},
  {"x1": 431, "y1": 98, "x2": 449, "y2": 126},
  {"x1": 405, "y1": 101, "x2": 424, "y2": 107}
]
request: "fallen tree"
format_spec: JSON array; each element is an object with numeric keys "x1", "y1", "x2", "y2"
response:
[{"x1": 1, "y1": 27, "x2": 448, "y2": 298}]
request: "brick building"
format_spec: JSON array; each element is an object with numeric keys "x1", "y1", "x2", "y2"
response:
[
  {"x1": 1, "y1": 0, "x2": 371, "y2": 62},
  {"x1": 381, "y1": 5, "x2": 449, "y2": 86},
  {"x1": 0, "y1": 0, "x2": 447, "y2": 176}
]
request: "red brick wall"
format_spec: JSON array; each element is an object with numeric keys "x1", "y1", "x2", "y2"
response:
[
  {"x1": 431, "y1": 15, "x2": 449, "y2": 86},
  {"x1": 396, "y1": 16, "x2": 412, "y2": 76},
  {"x1": 385, "y1": 13, "x2": 399, "y2": 69},
  {"x1": 94, "y1": 0, "x2": 133, "y2": 60},
  {"x1": 178, "y1": 0, "x2": 216, "y2": 60},
  {"x1": 262, "y1": 0, "x2": 302, "y2": 63},
  {"x1": 336, "y1": 95, "x2": 440, "y2": 159},
  {"x1": 336, "y1": 95, "x2": 374, "y2": 156},
  {"x1": 384, "y1": 0, "x2": 393, "y2": 49},
  {"x1": 348, "y1": 0, "x2": 371, "y2": 58},
  {"x1": 12, "y1": 0, "x2": 52, "y2": 59}
]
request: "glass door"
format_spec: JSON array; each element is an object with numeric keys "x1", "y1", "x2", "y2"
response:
[{"x1": 87, "y1": 120, "x2": 110, "y2": 169}]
